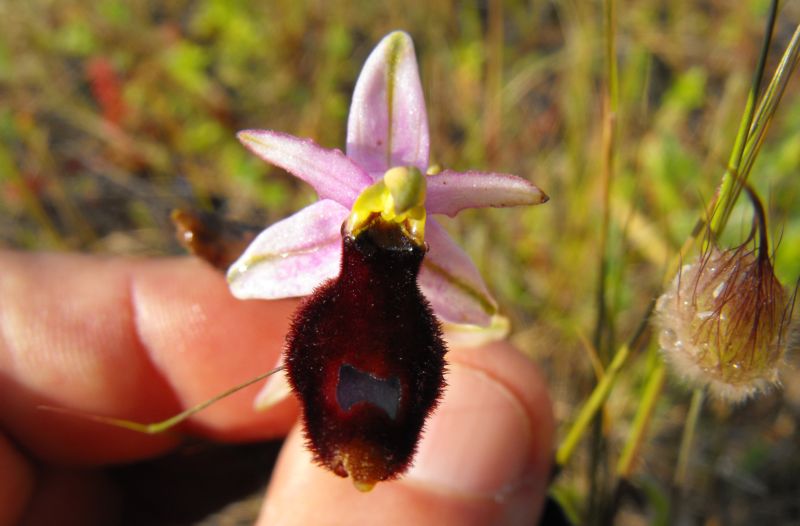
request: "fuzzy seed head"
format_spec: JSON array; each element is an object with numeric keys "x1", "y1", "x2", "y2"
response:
[{"x1": 655, "y1": 245, "x2": 790, "y2": 402}]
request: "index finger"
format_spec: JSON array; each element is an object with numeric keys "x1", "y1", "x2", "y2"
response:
[{"x1": 0, "y1": 251, "x2": 300, "y2": 465}]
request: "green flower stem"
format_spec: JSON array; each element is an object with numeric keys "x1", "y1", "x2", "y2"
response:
[
  {"x1": 609, "y1": 0, "x2": 785, "y2": 484},
  {"x1": 555, "y1": 0, "x2": 788, "y2": 484},
  {"x1": 708, "y1": 0, "x2": 778, "y2": 238},
  {"x1": 739, "y1": 23, "x2": 800, "y2": 184},
  {"x1": 556, "y1": 342, "x2": 629, "y2": 467},
  {"x1": 585, "y1": 0, "x2": 619, "y2": 517},
  {"x1": 593, "y1": 0, "x2": 619, "y2": 364},
  {"x1": 588, "y1": 0, "x2": 619, "y2": 374},
  {"x1": 556, "y1": 297, "x2": 654, "y2": 469},
  {"x1": 616, "y1": 360, "x2": 666, "y2": 478},
  {"x1": 674, "y1": 388, "x2": 705, "y2": 488},
  {"x1": 39, "y1": 366, "x2": 284, "y2": 434}
]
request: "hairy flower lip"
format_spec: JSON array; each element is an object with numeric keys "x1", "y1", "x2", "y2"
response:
[
  {"x1": 228, "y1": 31, "x2": 548, "y2": 330},
  {"x1": 285, "y1": 215, "x2": 447, "y2": 487}
]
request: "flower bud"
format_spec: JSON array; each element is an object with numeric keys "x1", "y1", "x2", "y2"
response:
[{"x1": 655, "y1": 193, "x2": 794, "y2": 402}]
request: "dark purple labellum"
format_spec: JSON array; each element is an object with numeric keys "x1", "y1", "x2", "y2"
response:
[{"x1": 284, "y1": 219, "x2": 447, "y2": 489}]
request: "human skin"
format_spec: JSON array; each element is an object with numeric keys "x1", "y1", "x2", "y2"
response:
[{"x1": 0, "y1": 251, "x2": 554, "y2": 526}]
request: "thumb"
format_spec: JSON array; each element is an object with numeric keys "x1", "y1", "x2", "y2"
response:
[{"x1": 258, "y1": 341, "x2": 554, "y2": 526}]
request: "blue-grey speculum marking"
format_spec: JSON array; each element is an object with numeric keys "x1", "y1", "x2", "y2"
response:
[{"x1": 336, "y1": 364, "x2": 401, "y2": 420}]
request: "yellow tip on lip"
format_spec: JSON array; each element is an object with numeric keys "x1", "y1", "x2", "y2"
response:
[{"x1": 352, "y1": 480, "x2": 376, "y2": 492}]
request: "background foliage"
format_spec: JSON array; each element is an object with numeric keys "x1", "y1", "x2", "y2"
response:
[{"x1": 2, "y1": 1, "x2": 799, "y2": 524}]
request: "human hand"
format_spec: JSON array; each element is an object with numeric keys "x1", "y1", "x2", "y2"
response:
[{"x1": 0, "y1": 251, "x2": 553, "y2": 525}]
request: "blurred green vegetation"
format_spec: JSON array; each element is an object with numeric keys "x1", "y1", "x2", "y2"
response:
[{"x1": 2, "y1": 1, "x2": 799, "y2": 524}]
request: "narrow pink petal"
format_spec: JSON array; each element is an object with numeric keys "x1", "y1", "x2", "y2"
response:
[
  {"x1": 419, "y1": 219, "x2": 498, "y2": 327},
  {"x1": 426, "y1": 170, "x2": 549, "y2": 217},
  {"x1": 238, "y1": 130, "x2": 372, "y2": 206},
  {"x1": 346, "y1": 31, "x2": 429, "y2": 176},
  {"x1": 227, "y1": 199, "x2": 347, "y2": 299}
]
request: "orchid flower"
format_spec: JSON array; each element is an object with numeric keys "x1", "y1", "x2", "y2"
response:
[{"x1": 227, "y1": 31, "x2": 548, "y2": 410}]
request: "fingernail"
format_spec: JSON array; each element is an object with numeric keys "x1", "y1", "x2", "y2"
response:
[{"x1": 405, "y1": 364, "x2": 532, "y2": 498}]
